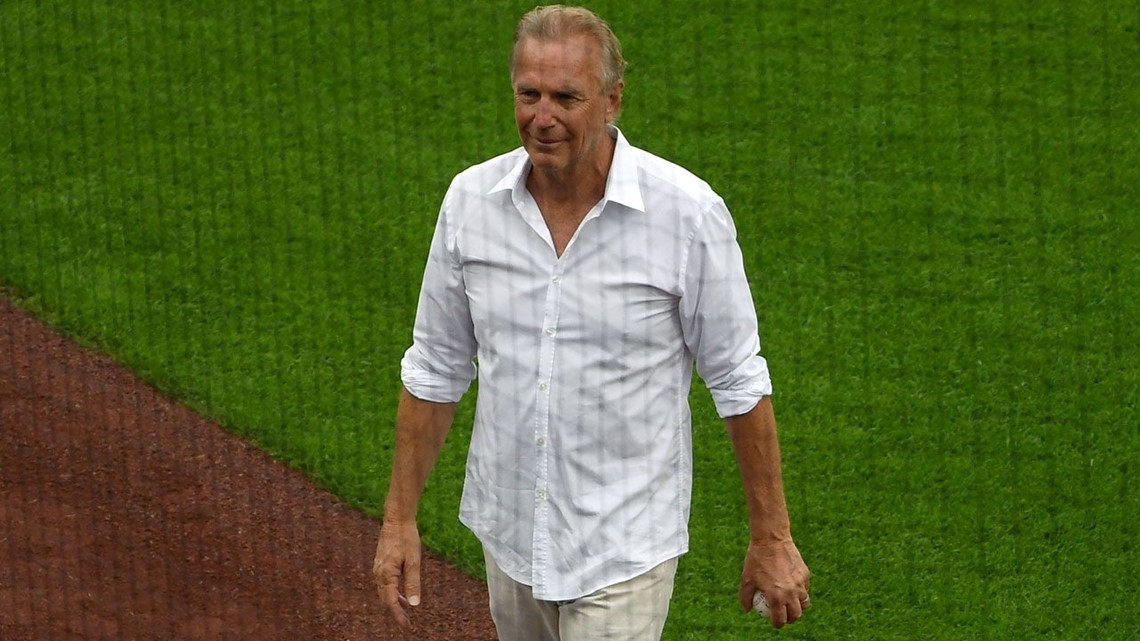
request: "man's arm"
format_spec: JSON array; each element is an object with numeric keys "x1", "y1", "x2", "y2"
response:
[
  {"x1": 372, "y1": 387, "x2": 459, "y2": 631},
  {"x1": 725, "y1": 396, "x2": 811, "y2": 629}
]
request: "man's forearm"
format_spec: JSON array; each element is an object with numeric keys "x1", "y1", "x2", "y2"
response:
[
  {"x1": 382, "y1": 387, "x2": 459, "y2": 523},
  {"x1": 725, "y1": 396, "x2": 793, "y2": 541}
]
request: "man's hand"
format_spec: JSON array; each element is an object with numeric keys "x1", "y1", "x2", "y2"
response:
[
  {"x1": 738, "y1": 537, "x2": 811, "y2": 629},
  {"x1": 373, "y1": 519, "x2": 423, "y2": 631}
]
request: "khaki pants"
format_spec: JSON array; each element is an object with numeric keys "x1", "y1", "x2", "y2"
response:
[{"x1": 484, "y1": 549, "x2": 678, "y2": 641}]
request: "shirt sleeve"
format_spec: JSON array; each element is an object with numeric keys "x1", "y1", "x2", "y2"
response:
[
  {"x1": 400, "y1": 192, "x2": 478, "y2": 403},
  {"x1": 678, "y1": 198, "x2": 772, "y2": 418}
]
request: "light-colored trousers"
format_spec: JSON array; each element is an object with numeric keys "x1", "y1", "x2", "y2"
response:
[{"x1": 484, "y1": 549, "x2": 679, "y2": 641}]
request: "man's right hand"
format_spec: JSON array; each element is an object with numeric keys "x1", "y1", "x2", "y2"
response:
[{"x1": 372, "y1": 519, "x2": 423, "y2": 631}]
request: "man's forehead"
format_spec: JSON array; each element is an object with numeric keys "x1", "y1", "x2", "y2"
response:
[
  {"x1": 513, "y1": 35, "x2": 603, "y2": 86},
  {"x1": 517, "y1": 32, "x2": 597, "y2": 53}
]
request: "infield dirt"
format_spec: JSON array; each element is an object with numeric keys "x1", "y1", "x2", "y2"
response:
[{"x1": 0, "y1": 296, "x2": 497, "y2": 640}]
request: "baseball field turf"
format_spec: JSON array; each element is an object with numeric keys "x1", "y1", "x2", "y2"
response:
[{"x1": 2, "y1": 1, "x2": 1137, "y2": 638}]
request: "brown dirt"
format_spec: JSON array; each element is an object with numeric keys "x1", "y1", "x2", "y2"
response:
[{"x1": 0, "y1": 296, "x2": 497, "y2": 640}]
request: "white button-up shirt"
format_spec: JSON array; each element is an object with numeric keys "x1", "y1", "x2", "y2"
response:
[{"x1": 401, "y1": 129, "x2": 772, "y2": 601}]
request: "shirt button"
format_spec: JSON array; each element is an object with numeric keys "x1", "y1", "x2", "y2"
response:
[
  {"x1": 545, "y1": 328, "x2": 555, "y2": 336},
  {"x1": 551, "y1": 275, "x2": 560, "y2": 282},
  {"x1": 537, "y1": 437, "x2": 546, "y2": 446},
  {"x1": 537, "y1": 491, "x2": 546, "y2": 501},
  {"x1": 539, "y1": 382, "x2": 548, "y2": 391}
]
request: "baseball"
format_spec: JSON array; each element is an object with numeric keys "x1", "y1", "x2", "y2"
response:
[
  {"x1": 751, "y1": 591, "x2": 770, "y2": 617},
  {"x1": 753, "y1": 591, "x2": 811, "y2": 618}
]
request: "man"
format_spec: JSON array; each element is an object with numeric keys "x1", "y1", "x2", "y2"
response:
[{"x1": 373, "y1": 5, "x2": 810, "y2": 640}]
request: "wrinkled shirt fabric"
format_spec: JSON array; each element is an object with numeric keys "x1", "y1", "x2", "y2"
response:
[{"x1": 401, "y1": 128, "x2": 771, "y2": 601}]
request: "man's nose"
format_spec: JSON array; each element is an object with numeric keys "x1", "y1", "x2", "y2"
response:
[{"x1": 533, "y1": 99, "x2": 555, "y2": 127}]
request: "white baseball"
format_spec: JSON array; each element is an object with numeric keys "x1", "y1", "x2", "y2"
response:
[
  {"x1": 753, "y1": 591, "x2": 811, "y2": 618},
  {"x1": 751, "y1": 591, "x2": 770, "y2": 617}
]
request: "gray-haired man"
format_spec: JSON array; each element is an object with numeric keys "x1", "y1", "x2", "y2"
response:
[{"x1": 373, "y1": 6, "x2": 810, "y2": 640}]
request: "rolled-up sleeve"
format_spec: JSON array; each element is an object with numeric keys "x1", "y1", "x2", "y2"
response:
[
  {"x1": 678, "y1": 199, "x2": 772, "y2": 418},
  {"x1": 400, "y1": 194, "x2": 478, "y2": 403}
]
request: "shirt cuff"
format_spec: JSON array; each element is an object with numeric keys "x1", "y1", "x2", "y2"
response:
[
  {"x1": 400, "y1": 349, "x2": 474, "y2": 404},
  {"x1": 707, "y1": 356, "x2": 773, "y2": 418}
]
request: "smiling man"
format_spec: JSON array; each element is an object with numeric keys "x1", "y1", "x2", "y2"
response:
[
  {"x1": 373, "y1": 6, "x2": 810, "y2": 641},
  {"x1": 512, "y1": 31, "x2": 619, "y2": 250}
]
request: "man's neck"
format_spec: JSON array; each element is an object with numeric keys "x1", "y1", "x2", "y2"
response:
[{"x1": 528, "y1": 137, "x2": 615, "y2": 212}]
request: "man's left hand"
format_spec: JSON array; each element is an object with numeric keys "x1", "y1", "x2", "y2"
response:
[{"x1": 738, "y1": 538, "x2": 811, "y2": 629}]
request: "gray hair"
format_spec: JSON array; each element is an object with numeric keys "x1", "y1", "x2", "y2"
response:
[{"x1": 510, "y1": 5, "x2": 627, "y2": 92}]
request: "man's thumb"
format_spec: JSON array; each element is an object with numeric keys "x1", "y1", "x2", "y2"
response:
[{"x1": 405, "y1": 560, "x2": 422, "y2": 607}]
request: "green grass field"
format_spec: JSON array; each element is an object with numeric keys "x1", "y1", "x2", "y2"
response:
[{"x1": 2, "y1": 1, "x2": 1138, "y2": 639}]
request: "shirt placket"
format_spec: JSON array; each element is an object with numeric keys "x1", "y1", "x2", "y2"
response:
[{"x1": 531, "y1": 258, "x2": 564, "y2": 596}]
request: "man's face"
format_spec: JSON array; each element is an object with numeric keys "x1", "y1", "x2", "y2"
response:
[{"x1": 512, "y1": 35, "x2": 622, "y2": 178}]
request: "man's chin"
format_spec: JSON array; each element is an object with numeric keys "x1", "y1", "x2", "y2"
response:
[{"x1": 526, "y1": 151, "x2": 567, "y2": 172}]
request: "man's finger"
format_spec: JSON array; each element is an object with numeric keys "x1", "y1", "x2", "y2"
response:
[
  {"x1": 403, "y1": 555, "x2": 423, "y2": 608},
  {"x1": 770, "y1": 600, "x2": 789, "y2": 629},
  {"x1": 380, "y1": 578, "x2": 412, "y2": 630},
  {"x1": 738, "y1": 582, "x2": 756, "y2": 612},
  {"x1": 786, "y1": 596, "x2": 804, "y2": 623}
]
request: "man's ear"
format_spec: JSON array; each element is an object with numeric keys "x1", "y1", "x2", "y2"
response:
[{"x1": 607, "y1": 79, "x2": 625, "y2": 123}]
